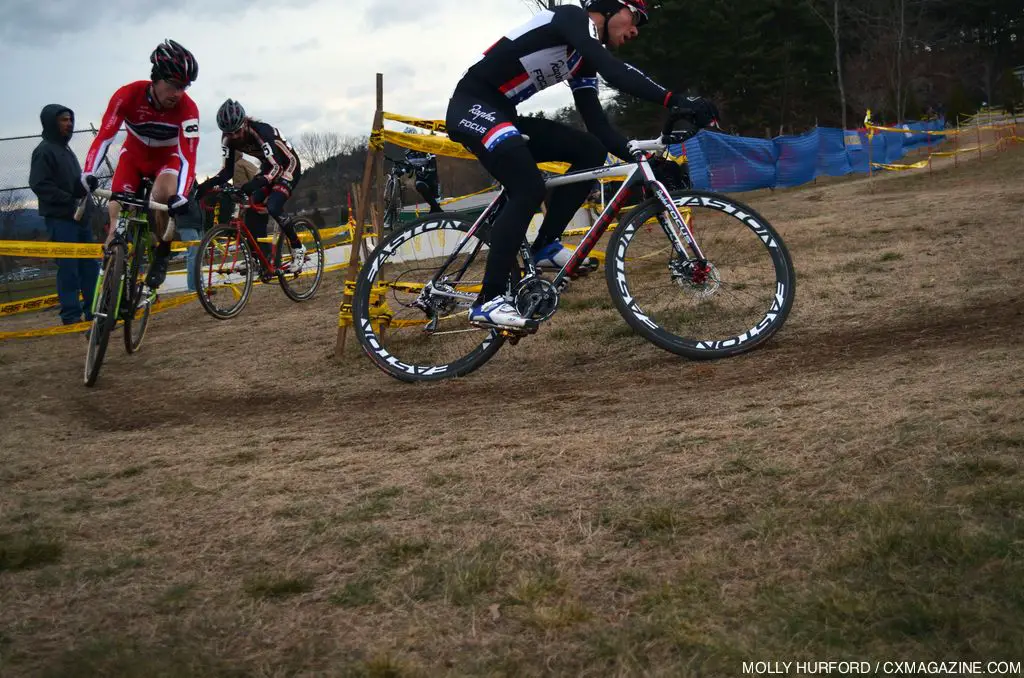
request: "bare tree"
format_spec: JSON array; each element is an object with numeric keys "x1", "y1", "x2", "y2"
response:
[
  {"x1": 295, "y1": 131, "x2": 345, "y2": 168},
  {"x1": 808, "y1": 0, "x2": 849, "y2": 130},
  {"x1": 0, "y1": 189, "x2": 32, "y2": 278}
]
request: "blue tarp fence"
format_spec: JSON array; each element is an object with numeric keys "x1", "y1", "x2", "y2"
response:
[{"x1": 675, "y1": 119, "x2": 946, "y2": 192}]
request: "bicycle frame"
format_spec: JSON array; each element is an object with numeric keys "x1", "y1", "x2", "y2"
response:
[
  {"x1": 211, "y1": 195, "x2": 282, "y2": 276},
  {"x1": 423, "y1": 155, "x2": 707, "y2": 304},
  {"x1": 90, "y1": 203, "x2": 152, "y2": 320}
]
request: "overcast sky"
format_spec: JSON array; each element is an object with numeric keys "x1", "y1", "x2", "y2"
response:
[{"x1": 0, "y1": 0, "x2": 579, "y2": 179}]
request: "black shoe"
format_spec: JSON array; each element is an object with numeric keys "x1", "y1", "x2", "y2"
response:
[{"x1": 145, "y1": 252, "x2": 170, "y2": 289}]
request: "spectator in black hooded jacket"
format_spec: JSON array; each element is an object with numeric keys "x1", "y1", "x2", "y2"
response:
[{"x1": 29, "y1": 104, "x2": 99, "y2": 325}]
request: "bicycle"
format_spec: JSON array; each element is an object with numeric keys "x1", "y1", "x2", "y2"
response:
[
  {"x1": 351, "y1": 114, "x2": 796, "y2": 383},
  {"x1": 83, "y1": 181, "x2": 167, "y2": 387},
  {"x1": 193, "y1": 186, "x2": 324, "y2": 320},
  {"x1": 382, "y1": 158, "x2": 413, "y2": 233}
]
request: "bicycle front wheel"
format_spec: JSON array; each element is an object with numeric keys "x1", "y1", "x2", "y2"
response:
[
  {"x1": 352, "y1": 214, "x2": 504, "y2": 383},
  {"x1": 123, "y1": 239, "x2": 152, "y2": 354},
  {"x1": 276, "y1": 218, "x2": 324, "y2": 302},
  {"x1": 605, "y1": 189, "x2": 795, "y2": 360},
  {"x1": 84, "y1": 244, "x2": 125, "y2": 387},
  {"x1": 194, "y1": 226, "x2": 255, "y2": 320},
  {"x1": 383, "y1": 178, "x2": 401, "y2": 233}
]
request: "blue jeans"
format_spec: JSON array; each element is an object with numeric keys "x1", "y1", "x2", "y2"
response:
[
  {"x1": 176, "y1": 228, "x2": 201, "y2": 292},
  {"x1": 46, "y1": 217, "x2": 100, "y2": 324}
]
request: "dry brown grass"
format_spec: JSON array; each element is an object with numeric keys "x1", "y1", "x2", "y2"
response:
[{"x1": 1, "y1": 146, "x2": 1023, "y2": 677}]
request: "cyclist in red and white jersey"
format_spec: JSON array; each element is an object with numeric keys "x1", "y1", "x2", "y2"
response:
[{"x1": 82, "y1": 39, "x2": 200, "y2": 290}]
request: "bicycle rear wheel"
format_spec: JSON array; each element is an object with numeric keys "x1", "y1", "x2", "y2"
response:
[
  {"x1": 276, "y1": 218, "x2": 324, "y2": 302},
  {"x1": 352, "y1": 214, "x2": 504, "y2": 382},
  {"x1": 84, "y1": 244, "x2": 125, "y2": 387},
  {"x1": 123, "y1": 239, "x2": 153, "y2": 354},
  {"x1": 194, "y1": 225, "x2": 255, "y2": 320},
  {"x1": 605, "y1": 189, "x2": 795, "y2": 360}
]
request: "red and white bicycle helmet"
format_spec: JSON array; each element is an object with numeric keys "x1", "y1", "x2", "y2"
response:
[{"x1": 150, "y1": 39, "x2": 199, "y2": 84}]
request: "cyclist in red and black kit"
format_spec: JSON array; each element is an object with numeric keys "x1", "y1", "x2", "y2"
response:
[
  {"x1": 82, "y1": 39, "x2": 200, "y2": 290},
  {"x1": 195, "y1": 99, "x2": 306, "y2": 271},
  {"x1": 445, "y1": 0, "x2": 718, "y2": 330}
]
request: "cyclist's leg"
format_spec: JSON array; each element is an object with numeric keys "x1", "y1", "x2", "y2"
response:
[
  {"x1": 265, "y1": 180, "x2": 300, "y2": 247},
  {"x1": 145, "y1": 162, "x2": 182, "y2": 290},
  {"x1": 415, "y1": 170, "x2": 443, "y2": 213},
  {"x1": 446, "y1": 92, "x2": 544, "y2": 304},
  {"x1": 517, "y1": 117, "x2": 607, "y2": 254},
  {"x1": 244, "y1": 206, "x2": 272, "y2": 261},
  {"x1": 150, "y1": 156, "x2": 182, "y2": 242},
  {"x1": 105, "y1": 148, "x2": 141, "y2": 246}
]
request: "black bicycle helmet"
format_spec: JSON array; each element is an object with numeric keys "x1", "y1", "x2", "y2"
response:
[
  {"x1": 150, "y1": 39, "x2": 199, "y2": 84},
  {"x1": 216, "y1": 99, "x2": 247, "y2": 133},
  {"x1": 583, "y1": 0, "x2": 650, "y2": 27}
]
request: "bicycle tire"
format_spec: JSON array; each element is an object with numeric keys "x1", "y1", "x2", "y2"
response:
[
  {"x1": 605, "y1": 189, "x2": 795, "y2": 360},
  {"x1": 352, "y1": 214, "x2": 505, "y2": 383},
  {"x1": 84, "y1": 244, "x2": 125, "y2": 387},
  {"x1": 276, "y1": 218, "x2": 324, "y2": 302},
  {"x1": 194, "y1": 225, "x2": 255, "y2": 320},
  {"x1": 123, "y1": 239, "x2": 152, "y2": 354},
  {"x1": 383, "y1": 177, "x2": 401, "y2": 233}
]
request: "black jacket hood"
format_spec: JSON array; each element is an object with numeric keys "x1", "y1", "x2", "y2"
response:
[{"x1": 40, "y1": 104, "x2": 73, "y2": 145}]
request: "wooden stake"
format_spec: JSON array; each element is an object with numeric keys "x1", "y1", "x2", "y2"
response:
[
  {"x1": 976, "y1": 113, "x2": 983, "y2": 160},
  {"x1": 335, "y1": 73, "x2": 384, "y2": 358}
]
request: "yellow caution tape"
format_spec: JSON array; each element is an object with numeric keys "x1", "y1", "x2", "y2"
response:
[
  {"x1": 0, "y1": 292, "x2": 197, "y2": 341},
  {"x1": 374, "y1": 128, "x2": 571, "y2": 175},
  {"x1": 871, "y1": 159, "x2": 932, "y2": 171},
  {"x1": 383, "y1": 112, "x2": 448, "y2": 134},
  {"x1": 0, "y1": 293, "x2": 60, "y2": 316},
  {"x1": 0, "y1": 241, "x2": 102, "y2": 258}
]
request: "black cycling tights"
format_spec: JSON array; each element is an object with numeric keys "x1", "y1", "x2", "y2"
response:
[
  {"x1": 246, "y1": 187, "x2": 301, "y2": 259},
  {"x1": 473, "y1": 116, "x2": 606, "y2": 301}
]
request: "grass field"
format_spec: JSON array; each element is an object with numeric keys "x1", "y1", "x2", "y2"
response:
[{"x1": 1, "y1": 146, "x2": 1022, "y2": 677}]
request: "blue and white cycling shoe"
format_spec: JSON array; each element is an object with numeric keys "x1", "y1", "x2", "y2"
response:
[
  {"x1": 534, "y1": 241, "x2": 573, "y2": 270},
  {"x1": 468, "y1": 295, "x2": 538, "y2": 331},
  {"x1": 534, "y1": 240, "x2": 598, "y2": 274}
]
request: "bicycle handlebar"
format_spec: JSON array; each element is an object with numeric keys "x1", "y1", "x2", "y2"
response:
[
  {"x1": 629, "y1": 112, "x2": 704, "y2": 160},
  {"x1": 93, "y1": 188, "x2": 170, "y2": 212}
]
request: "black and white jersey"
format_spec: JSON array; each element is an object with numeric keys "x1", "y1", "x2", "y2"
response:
[
  {"x1": 462, "y1": 5, "x2": 670, "y2": 109},
  {"x1": 211, "y1": 120, "x2": 301, "y2": 185}
]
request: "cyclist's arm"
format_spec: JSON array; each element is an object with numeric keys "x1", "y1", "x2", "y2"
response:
[
  {"x1": 208, "y1": 136, "x2": 236, "y2": 186},
  {"x1": 571, "y1": 75, "x2": 632, "y2": 162},
  {"x1": 84, "y1": 85, "x2": 129, "y2": 175},
  {"x1": 175, "y1": 97, "x2": 201, "y2": 196},
  {"x1": 554, "y1": 5, "x2": 672, "y2": 107}
]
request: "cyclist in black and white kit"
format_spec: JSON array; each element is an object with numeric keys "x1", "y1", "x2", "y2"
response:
[
  {"x1": 445, "y1": 0, "x2": 718, "y2": 330},
  {"x1": 404, "y1": 150, "x2": 443, "y2": 214},
  {"x1": 196, "y1": 99, "x2": 306, "y2": 270}
]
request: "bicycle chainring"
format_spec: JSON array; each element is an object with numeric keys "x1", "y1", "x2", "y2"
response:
[{"x1": 513, "y1": 277, "x2": 560, "y2": 321}]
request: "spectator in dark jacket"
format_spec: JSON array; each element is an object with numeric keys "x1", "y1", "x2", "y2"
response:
[{"x1": 29, "y1": 104, "x2": 99, "y2": 325}]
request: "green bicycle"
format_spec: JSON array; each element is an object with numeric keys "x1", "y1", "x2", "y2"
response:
[{"x1": 83, "y1": 181, "x2": 168, "y2": 387}]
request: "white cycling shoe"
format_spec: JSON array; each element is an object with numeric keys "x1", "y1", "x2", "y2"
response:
[
  {"x1": 468, "y1": 295, "x2": 538, "y2": 331},
  {"x1": 288, "y1": 244, "x2": 306, "y2": 273}
]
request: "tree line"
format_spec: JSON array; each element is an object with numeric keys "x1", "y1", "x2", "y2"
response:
[{"x1": 297, "y1": 0, "x2": 1021, "y2": 210}]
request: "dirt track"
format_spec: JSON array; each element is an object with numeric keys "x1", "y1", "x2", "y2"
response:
[{"x1": 1, "y1": 147, "x2": 1022, "y2": 676}]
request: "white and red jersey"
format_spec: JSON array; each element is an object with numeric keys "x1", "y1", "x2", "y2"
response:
[{"x1": 84, "y1": 80, "x2": 200, "y2": 196}]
